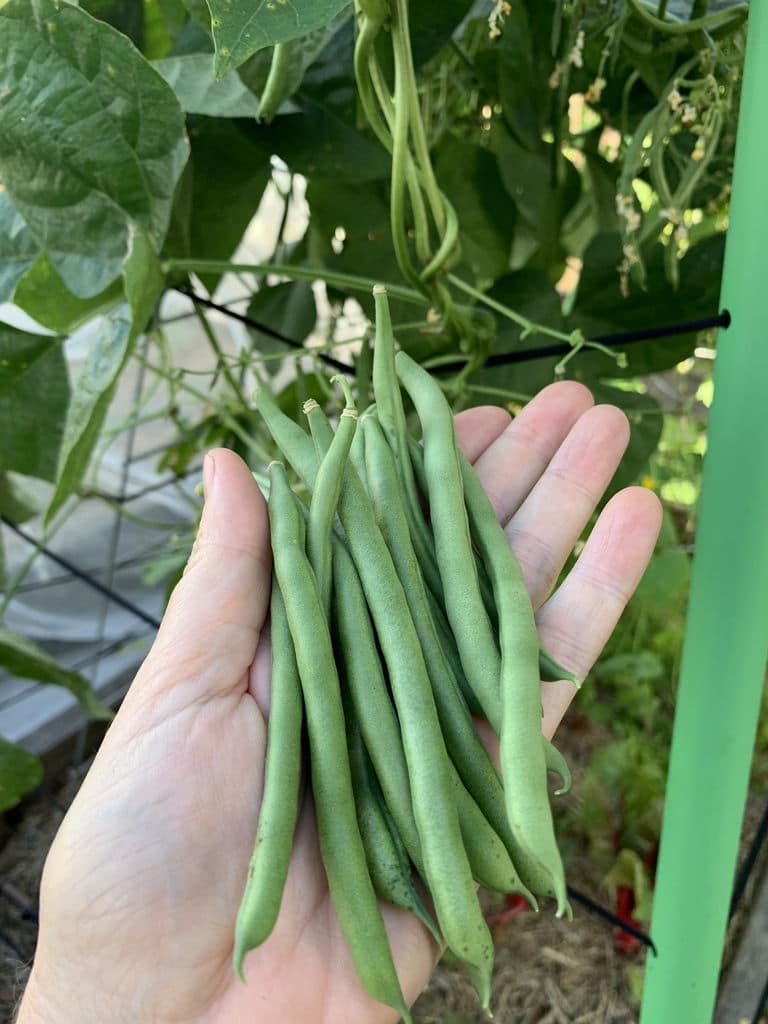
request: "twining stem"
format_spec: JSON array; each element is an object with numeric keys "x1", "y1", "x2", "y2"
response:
[
  {"x1": 192, "y1": 304, "x2": 250, "y2": 412},
  {"x1": 627, "y1": 0, "x2": 746, "y2": 34},
  {"x1": 446, "y1": 274, "x2": 575, "y2": 344},
  {"x1": 163, "y1": 260, "x2": 426, "y2": 306},
  {"x1": 136, "y1": 356, "x2": 273, "y2": 465}
]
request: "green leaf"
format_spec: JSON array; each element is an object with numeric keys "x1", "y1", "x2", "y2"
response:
[
  {"x1": 435, "y1": 141, "x2": 516, "y2": 283},
  {"x1": 263, "y1": 98, "x2": 390, "y2": 183},
  {"x1": 0, "y1": 191, "x2": 39, "y2": 303},
  {"x1": 0, "y1": 737, "x2": 43, "y2": 813},
  {"x1": 0, "y1": 326, "x2": 69, "y2": 482},
  {"x1": 496, "y1": 4, "x2": 550, "y2": 152},
  {"x1": 246, "y1": 282, "x2": 317, "y2": 375},
  {"x1": 206, "y1": 0, "x2": 351, "y2": 76},
  {"x1": 408, "y1": 0, "x2": 468, "y2": 68},
  {"x1": 239, "y1": 13, "x2": 350, "y2": 119},
  {"x1": 567, "y1": 232, "x2": 726, "y2": 377},
  {"x1": 0, "y1": 474, "x2": 40, "y2": 524},
  {"x1": 495, "y1": 128, "x2": 579, "y2": 267},
  {"x1": 604, "y1": 848, "x2": 654, "y2": 922},
  {"x1": 0, "y1": 626, "x2": 112, "y2": 721},
  {"x1": 143, "y1": 0, "x2": 188, "y2": 59},
  {"x1": 174, "y1": 118, "x2": 273, "y2": 289},
  {"x1": 80, "y1": 0, "x2": 145, "y2": 46},
  {"x1": 46, "y1": 232, "x2": 164, "y2": 522},
  {"x1": 13, "y1": 255, "x2": 123, "y2": 334},
  {"x1": 0, "y1": 0, "x2": 189, "y2": 298},
  {"x1": 153, "y1": 53, "x2": 261, "y2": 116}
]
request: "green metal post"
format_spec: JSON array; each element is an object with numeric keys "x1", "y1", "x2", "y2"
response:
[{"x1": 639, "y1": 5, "x2": 768, "y2": 1022}]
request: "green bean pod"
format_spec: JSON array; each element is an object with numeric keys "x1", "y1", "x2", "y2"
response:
[
  {"x1": 539, "y1": 644, "x2": 581, "y2": 688},
  {"x1": 372, "y1": 287, "x2": 445, "y2": 606},
  {"x1": 347, "y1": 714, "x2": 441, "y2": 944},
  {"x1": 257, "y1": 388, "x2": 496, "y2": 1001},
  {"x1": 233, "y1": 578, "x2": 303, "y2": 981},
  {"x1": 258, "y1": 42, "x2": 292, "y2": 123},
  {"x1": 332, "y1": 541, "x2": 423, "y2": 870},
  {"x1": 267, "y1": 463, "x2": 412, "y2": 1022},
  {"x1": 331, "y1": 460, "x2": 495, "y2": 1005},
  {"x1": 395, "y1": 351, "x2": 500, "y2": 723},
  {"x1": 543, "y1": 737, "x2": 572, "y2": 796},
  {"x1": 457, "y1": 453, "x2": 568, "y2": 915},
  {"x1": 305, "y1": 381, "x2": 358, "y2": 615}
]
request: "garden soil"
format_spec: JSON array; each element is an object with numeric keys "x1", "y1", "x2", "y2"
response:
[{"x1": 0, "y1": 719, "x2": 765, "y2": 1024}]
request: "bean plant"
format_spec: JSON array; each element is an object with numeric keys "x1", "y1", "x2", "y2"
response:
[{"x1": 0, "y1": 0, "x2": 747, "y2": 849}]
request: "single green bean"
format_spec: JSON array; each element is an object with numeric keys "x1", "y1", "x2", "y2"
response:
[
  {"x1": 332, "y1": 540, "x2": 423, "y2": 869},
  {"x1": 373, "y1": 287, "x2": 444, "y2": 606},
  {"x1": 233, "y1": 578, "x2": 303, "y2": 981},
  {"x1": 457, "y1": 453, "x2": 568, "y2": 915},
  {"x1": 267, "y1": 463, "x2": 411, "y2": 1021},
  {"x1": 363, "y1": 414, "x2": 535, "y2": 904},
  {"x1": 395, "y1": 351, "x2": 499, "y2": 722},
  {"x1": 347, "y1": 714, "x2": 441, "y2": 944},
  {"x1": 304, "y1": 380, "x2": 358, "y2": 615}
]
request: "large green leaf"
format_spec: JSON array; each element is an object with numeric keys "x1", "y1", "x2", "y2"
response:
[
  {"x1": 0, "y1": 474, "x2": 40, "y2": 525},
  {"x1": 46, "y1": 233, "x2": 164, "y2": 522},
  {"x1": 409, "y1": 0, "x2": 469, "y2": 68},
  {"x1": 0, "y1": 326, "x2": 70, "y2": 483},
  {"x1": 0, "y1": 737, "x2": 43, "y2": 813},
  {"x1": 80, "y1": 0, "x2": 145, "y2": 46},
  {"x1": 176, "y1": 118, "x2": 273, "y2": 288},
  {"x1": 0, "y1": 627, "x2": 112, "y2": 721},
  {"x1": 13, "y1": 255, "x2": 123, "y2": 334},
  {"x1": 496, "y1": 3, "x2": 550, "y2": 153},
  {"x1": 262, "y1": 99, "x2": 390, "y2": 183},
  {"x1": 246, "y1": 282, "x2": 317, "y2": 375},
  {"x1": 566, "y1": 232, "x2": 726, "y2": 378},
  {"x1": 153, "y1": 53, "x2": 261, "y2": 116},
  {"x1": 495, "y1": 127, "x2": 580, "y2": 267},
  {"x1": 0, "y1": 0, "x2": 188, "y2": 298},
  {"x1": 206, "y1": 0, "x2": 351, "y2": 76},
  {"x1": 435, "y1": 141, "x2": 516, "y2": 283},
  {"x1": 0, "y1": 191, "x2": 38, "y2": 303}
]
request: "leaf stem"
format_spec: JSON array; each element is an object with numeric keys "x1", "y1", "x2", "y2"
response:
[
  {"x1": 446, "y1": 273, "x2": 574, "y2": 344},
  {"x1": 162, "y1": 260, "x2": 427, "y2": 306},
  {"x1": 191, "y1": 304, "x2": 250, "y2": 411}
]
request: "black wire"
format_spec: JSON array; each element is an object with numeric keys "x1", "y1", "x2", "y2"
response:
[
  {"x1": 730, "y1": 797, "x2": 768, "y2": 918},
  {"x1": 0, "y1": 519, "x2": 161, "y2": 630},
  {"x1": 434, "y1": 310, "x2": 732, "y2": 375},
  {"x1": 567, "y1": 884, "x2": 658, "y2": 955},
  {"x1": 172, "y1": 287, "x2": 356, "y2": 375},
  {"x1": 178, "y1": 283, "x2": 730, "y2": 376}
]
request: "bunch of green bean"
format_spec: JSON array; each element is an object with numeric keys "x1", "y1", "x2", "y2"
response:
[{"x1": 233, "y1": 287, "x2": 579, "y2": 1022}]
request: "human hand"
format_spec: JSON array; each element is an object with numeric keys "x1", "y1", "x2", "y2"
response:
[{"x1": 17, "y1": 381, "x2": 661, "y2": 1024}]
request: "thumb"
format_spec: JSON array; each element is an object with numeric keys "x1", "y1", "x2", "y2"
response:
[{"x1": 138, "y1": 448, "x2": 272, "y2": 702}]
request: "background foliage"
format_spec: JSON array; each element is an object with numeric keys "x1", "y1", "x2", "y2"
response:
[{"x1": 0, "y1": 0, "x2": 756, "y2": 936}]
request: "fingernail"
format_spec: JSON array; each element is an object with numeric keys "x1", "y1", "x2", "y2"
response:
[{"x1": 203, "y1": 452, "x2": 216, "y2": 500}]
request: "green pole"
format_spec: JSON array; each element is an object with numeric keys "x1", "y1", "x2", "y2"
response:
[{"x1": 639, "y1": 5, "x2": 768, "y2": 1022}]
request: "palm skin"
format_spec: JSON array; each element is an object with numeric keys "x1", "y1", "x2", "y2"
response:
[{"x1": 18, "y1": 383, "x2": 662, "y2": 1024}]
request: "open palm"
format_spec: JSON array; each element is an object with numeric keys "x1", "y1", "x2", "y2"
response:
[{"x1": 20, "y1": 382, "x2": 661, "y2": 1024}]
